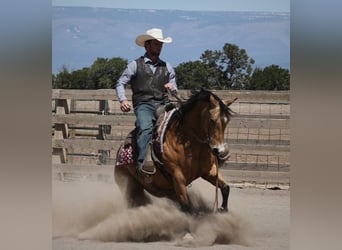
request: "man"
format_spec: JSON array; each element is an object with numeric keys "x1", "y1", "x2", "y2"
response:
[{"x1": 115, "y1": 28, "x2": 177, "y2": 175}]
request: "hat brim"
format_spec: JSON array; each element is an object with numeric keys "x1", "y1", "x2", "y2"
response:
[{"x1": 135, "y1": 34, "x2": 172, "y2": 47}]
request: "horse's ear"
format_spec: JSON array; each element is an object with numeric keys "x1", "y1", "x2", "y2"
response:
[
  {"x1": 210, "y1": 94, "x2": 220, "y2": 108},
  {"x1": 225, "y1": 97, "x2": 238, "y2": 106}
]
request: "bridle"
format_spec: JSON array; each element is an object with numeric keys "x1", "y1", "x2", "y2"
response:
[
  {"x1": 168, "y1": 89, "x2": 229, "y2": 163},
  {"x1": 188, "y1": 106, "x2": 229, "y2": 164}
]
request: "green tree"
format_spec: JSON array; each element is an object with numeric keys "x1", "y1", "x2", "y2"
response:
[
  {"x1": 70, "y1": 67, "x2": 91, "y2": 89},
  {"x1": 221, "y1": 43, "x2": 255, "y2": 89},
  {"x1": 52, "y1": 65, "x2": 74, "y2": 89},
  {"x1": 53, "y1": 66, "x2": 91, "y2": 89},
  {"x1": 53, "y1": 57, "x2": 127, "y2": 89},
  {"x1": 200, "y1": 50, "x2": 225, "y2": 89},
  {"x1": 175, "y1": 61, "x2": 212, "y2": 89},
  {"x1": 89, "y1": 57, "x2": 127, "y2": 89},
  {"x1": 52, "y1": 73, "x2": 57, "y2": 88},
  {"x1": 249, "y1": 64, "x2": 290, "y2": 90},
  {"x1": 200, "y1": 43, "x2": 254, "y2": 89}
]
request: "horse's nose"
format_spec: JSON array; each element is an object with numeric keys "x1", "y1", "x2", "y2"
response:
[
  {"x1": 215, "y1": 143, "x2": 229, "y2": 153},
  {"x1": 213, "y1": 143, "x2": 230, "y2": 161},
  {"x1": 212, "y1": 147, "x2": 219, "y2": 155}
]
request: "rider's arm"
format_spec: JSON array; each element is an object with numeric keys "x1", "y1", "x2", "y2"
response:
[
  {"x1": 166, "y1": 62, "x2": 178, "y2": 91},
  {"x1": 115, "y1": 60, "x2": 137, "y2": 102}
]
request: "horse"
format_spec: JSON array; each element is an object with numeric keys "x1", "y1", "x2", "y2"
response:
[{"x1": 114, "y1": 89, "x2": 236, "y2": 213}]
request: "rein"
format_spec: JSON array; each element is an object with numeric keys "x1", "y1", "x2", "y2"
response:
[
  {"x1": 167, "y1": 88, "x2": 183, "y2": 103},
  {"x1": 189, "y1": 128, "x2": 220, "y2": 213},
  {"x1": 188, "y1": 129, "x2": 211, "y2": 146},
  {"x1": 167, "y1": 89, "x2": 223, "y2": 213},
  {"x1": 185, "y1": 118, "x2": 219, "y2": 157},
  {"x1": 213, "y1": 157, "x2": 219, "y2": 213},
  {"x1": 167, "y1": 88, "x2": 213, "y2": 148}
]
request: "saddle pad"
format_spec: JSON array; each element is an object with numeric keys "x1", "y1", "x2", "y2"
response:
[
  {"x1": 116, "y1": 144, "x2": 134, "y2": 165},
  {"x1": 156, "y1": 108, "x2": 177, "y2": 153}
]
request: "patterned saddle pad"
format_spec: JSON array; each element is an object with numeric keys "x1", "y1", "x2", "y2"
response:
[
  {"x1": 117, "y1": 144, "x2": 134, "y2": 165},
  {"x1": 116, "y1": 130, "x2": 136, "y2": 166}
]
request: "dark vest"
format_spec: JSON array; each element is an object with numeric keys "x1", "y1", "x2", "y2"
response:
[{"x1": 130, "y1": 57, "x2": 170, "y2": 107}]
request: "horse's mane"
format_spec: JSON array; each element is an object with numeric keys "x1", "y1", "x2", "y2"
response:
[{"x1": 170, "y1": 88, "x2": 233, "y2": 130}]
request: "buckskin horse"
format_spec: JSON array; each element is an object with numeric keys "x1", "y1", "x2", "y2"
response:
[{"x1": 114, "y1": 89, "x2": 236, "y2": 213}]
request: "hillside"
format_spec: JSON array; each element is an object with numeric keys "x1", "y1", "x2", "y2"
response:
[{"x1": 52, "y1": 7, "x2": 290, "y2": 73}]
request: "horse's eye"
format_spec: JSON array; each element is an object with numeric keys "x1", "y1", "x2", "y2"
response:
[
  {"x1": 207, "y1": 118, "x2": 214, "y2": 127},
  {"x1": 222, "y1": 115, "x2": 228, "y2": 124}
]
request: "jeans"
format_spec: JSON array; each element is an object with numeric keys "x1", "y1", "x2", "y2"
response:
[{"x1": 134, "y1": 102, "x2": 160, "y2": 166}]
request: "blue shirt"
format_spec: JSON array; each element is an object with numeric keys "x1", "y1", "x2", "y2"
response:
[{"x1": 116, "y1": 55, "x2": 177, "y2": 102}]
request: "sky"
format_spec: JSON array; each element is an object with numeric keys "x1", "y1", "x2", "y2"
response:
[{"x1": 52, "y1": 0, "x2": 290, "y2": 12}]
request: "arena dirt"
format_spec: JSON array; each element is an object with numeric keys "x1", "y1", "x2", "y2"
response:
[{"x1": 52, "y1": 177, "x2": 289, "y2": 249}]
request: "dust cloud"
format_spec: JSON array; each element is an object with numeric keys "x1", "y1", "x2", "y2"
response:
[{"x1": 52, "y1": 178, "x2": 248, "y2": 247}]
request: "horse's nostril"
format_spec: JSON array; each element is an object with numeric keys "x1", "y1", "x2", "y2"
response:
[{"x1": 213, "y1": 148, "x2": 219, "y2": 156}]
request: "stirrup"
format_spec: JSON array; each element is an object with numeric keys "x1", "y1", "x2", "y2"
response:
[{"x1": 140, "y1": 163, "x2": 156, "y2": 175}]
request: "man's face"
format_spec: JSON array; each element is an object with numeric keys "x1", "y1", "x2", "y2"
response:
[{"x1": 146, "y1": 39, "x2": 163, "y2": 57}]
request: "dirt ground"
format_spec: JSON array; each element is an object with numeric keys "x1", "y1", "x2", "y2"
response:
[{"x1": 52, "y1": 176, "x2": 289, "y2": 250}]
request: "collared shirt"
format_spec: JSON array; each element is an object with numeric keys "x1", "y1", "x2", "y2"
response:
[{"x1": 116, "y1": 55, "x2": 177, "y2": 102}]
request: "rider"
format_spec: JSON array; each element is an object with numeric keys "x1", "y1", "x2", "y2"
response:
[{"x1": 115, "y1": 28, "x2": 178, "y2": 174}]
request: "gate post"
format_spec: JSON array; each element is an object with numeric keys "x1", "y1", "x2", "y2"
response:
[
  {"x1": 98, "y1": 99, "x2": 111, "y2": 164},
  {"x1": 52, "y1": 99, "x2": 70, "y2": 165}
]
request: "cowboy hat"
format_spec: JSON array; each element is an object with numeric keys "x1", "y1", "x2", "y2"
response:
[{"x1": 135, "y1": 28, "x2": 172, "y2": 47}]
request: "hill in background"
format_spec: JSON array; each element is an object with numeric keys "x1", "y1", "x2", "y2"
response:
[{"x1": 52, "y1": 7, "x2": 289, "y2": 73}]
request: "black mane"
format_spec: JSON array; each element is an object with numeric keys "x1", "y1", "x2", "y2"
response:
[{"x1": 170, "y1": 88, "x2": 233, "y2": 129}]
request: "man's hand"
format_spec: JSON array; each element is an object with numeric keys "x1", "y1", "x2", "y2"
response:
[
  {"x1": 164, "y1": 82, "x2": 175, "y2": 91},
  {"x1": 120, "y1": 100, "x2": 131, "y2": 112},
  {"x1": 164, "y1": 82, "x2": 177, "y2": 97}
]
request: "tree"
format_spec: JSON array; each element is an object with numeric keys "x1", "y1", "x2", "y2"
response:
[
  {"x1": 70, "y1": 67, "x2": 91, "y2": 89},
  {"x1": 200, "y1": 50, "x2": 225, "y2": 89},
  {"x1": 52, "y1": 57, "x2": 127, "y2": 89},
  {"x1": 52, "y1": 65, "x2": 74, "y2": 89},
  {"x1": 52, "y1": 47, "x2": 289, "y2": 91},
  {"x1": 175, "y1": 61, "x2": 212, "y2": 89},
  {"x1": 53, "y1": 66, "x2": 91, "y2": 89},
  {"x1": 249, "y1": 64, "x2": 290, "y2": 90},
  {"x1": 220, "y1": 43, "x2": 255, "y2": 89},
  {"x1": 200, "y1": 43, "x2": 255, "y2": 89},
  {"x1": 89, "y1": 57, "x2": 127, "y2": 89}
]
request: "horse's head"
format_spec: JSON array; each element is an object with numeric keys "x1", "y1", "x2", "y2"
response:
[
  {"x1": 204, "y1": 91, "x2": 236, "y2": 163},
  {"x1": 178, "y1": 89, "x2": 237, "y2": 164}
]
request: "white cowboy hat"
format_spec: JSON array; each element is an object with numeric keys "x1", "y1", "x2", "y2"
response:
[{"x1": 135, "y1": 28, "x2": 172, "y2": 47}]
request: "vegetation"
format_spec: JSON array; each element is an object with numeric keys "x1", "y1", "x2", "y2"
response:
[
  {"x1": 248, "y1": 65, "x2": 290, "y2": 90},
  {"x1": 52, "y1": 57, "x2": 127, "y2": 89},
  {"x1": 53, "y1": 43, "x2": 289, "y2": 90}
]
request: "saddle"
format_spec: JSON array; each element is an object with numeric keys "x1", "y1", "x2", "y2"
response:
[{"x1": 116, "y1": 103, "x2": 177, "y2": 175}]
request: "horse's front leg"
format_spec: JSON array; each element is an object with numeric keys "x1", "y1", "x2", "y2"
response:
[
  {"x1": 202, "y1": 171, "x2": 230, "y2": 213},
  {"x1": 219, "y1": 180, "x2": 230, "y2": 212},
  {"x1": 172, "y1": 171, "x2": 192, "y2": 213}
]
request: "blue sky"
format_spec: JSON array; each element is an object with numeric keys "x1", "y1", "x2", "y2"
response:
[{"x1": 52, "y1": 0, "x2": 290, "y2": 12}]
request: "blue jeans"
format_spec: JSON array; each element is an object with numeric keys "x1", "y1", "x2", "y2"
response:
[{"x1": 134, "y1": 102, "x2": 159, "y2": 166}]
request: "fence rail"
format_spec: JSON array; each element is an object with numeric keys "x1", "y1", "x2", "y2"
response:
[{"x1": 52, "y1": 89, "x2": 290, "y2": 183}]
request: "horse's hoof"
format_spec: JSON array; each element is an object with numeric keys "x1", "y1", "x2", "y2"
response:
[{"x1": 217, "y1": 207, "x2": 228, "y2": 213}]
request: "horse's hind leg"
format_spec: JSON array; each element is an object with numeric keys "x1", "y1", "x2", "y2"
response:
[
  {"x1": 202, "y1": 172, "x2": 230, "y2": 212},
  {"x1": 114, "y1": 165, "x2": 151, "y2": 207}
]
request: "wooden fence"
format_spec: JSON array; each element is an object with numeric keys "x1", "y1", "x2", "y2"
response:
[{"x1": 52, "y1": 89, "x2": 290, "y2": 185}]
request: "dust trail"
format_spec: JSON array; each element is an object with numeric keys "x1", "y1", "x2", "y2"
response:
[
  {"x1": 52, "y1": 179, "x2": 124, "y2": 238},
  {"x1": 78, "y1": 198, "x2": 189, "y2": 242},
  {"x1": 53, "y1": 179, "x2": 248, "y2": 246}
]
